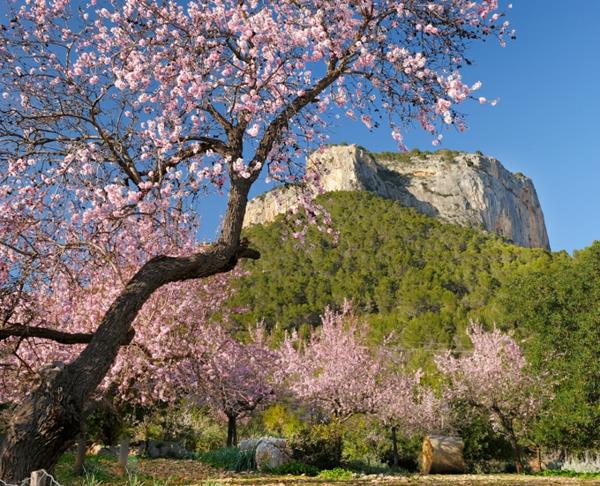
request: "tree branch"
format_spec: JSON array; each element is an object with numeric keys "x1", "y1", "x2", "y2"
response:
[{"x1": 0, "y1": 325, "x2": 135, "y2": 345}]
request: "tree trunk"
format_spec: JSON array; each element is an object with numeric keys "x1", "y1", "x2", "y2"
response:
[
  {"x1": 391, "y1": 426, "x2": 399, "y2": 468},
  {"x1": 73, "y1": 425, "x2": 86, "y2": 476},
  {"x1": 507, "y1": 432, "x2": 524, "y2": 474},
  {"x1": 0, "y1": 182, "x2": 258, "y2": 481},
  {"x1": 227, "y1": 415, "x2": 238, "y2": 448},
  {"x1": 117, "y1": 433, "x2": 129, "y2": 474},
  {"x1": 496, "y1": 410, "x2": 524, "y2": 474}
]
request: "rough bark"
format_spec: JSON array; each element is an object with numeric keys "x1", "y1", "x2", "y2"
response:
[
  {"x1": 73, "y1": 425, "x2": 86, "y2": 476},
  {"x1": 226, "y1": 415, "x2": 238, "y2": 448},
  {"x1": 391, "y1": 426, "x2": 399, "y2": 468},
  {"x1": 0, "y1": 182, "x2": 259, "y2": 481},
  {"x1": 117, "y1": 433, "x2": 129, "y2": 473}
]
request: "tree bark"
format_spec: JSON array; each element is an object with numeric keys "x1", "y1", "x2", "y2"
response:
[
  {"x1": 0, "y1": 182, "x2": 258, "y2": 481},
  {"x1": 391, "y1": 426, "x2": 399, "y2": 468},
  {"x1": 117, "y1": 433, "x2": 129, "y2": 474},
  {"x1": 226, "y1": 415, "x2": 238, "y2": 448},
  {"x1": 73, "y1": 425, "x2": 86, "y2": 476}
]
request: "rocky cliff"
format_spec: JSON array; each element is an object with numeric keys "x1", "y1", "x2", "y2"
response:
[{"x1": 244, "y1": 145, "x2": 550, "y2": 249}]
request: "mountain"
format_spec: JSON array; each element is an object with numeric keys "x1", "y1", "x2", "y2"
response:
[{"x1": 244, "y1": 145, "x2": 550, "y2": 250}]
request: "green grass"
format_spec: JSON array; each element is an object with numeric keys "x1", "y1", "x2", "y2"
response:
[
  {"x1": 265, "y1": 461, "x2": 319, "y2": 476},
  {"x1": 55, "y1": 453, "x2": 176, "y2": 486},
  {"x1": 317, "y1": 467, "x2": 355, "y2": 480},
  {"x1": 536, "y1": 469, "x2": 600, "y2": 480},
  {"x1": 198, "y1": 447, "x2": 255, "y2": 472}
]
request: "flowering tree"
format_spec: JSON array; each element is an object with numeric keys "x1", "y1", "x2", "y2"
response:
[
  {"x1": 280, "y1": 305, "x2": 389, "y2": 420},
  {"x1": 184, "y1": 323, "x2": 277, "y2": 447},
  {"x1": 375, "y1": 371, "x2": 448, "y2": 467},
  {"x1": 0, "y1": 0, "x2": 510, "y2": 478},
  {"x1": 435, "y1": 323, "x2": 550, "y2": 473}
]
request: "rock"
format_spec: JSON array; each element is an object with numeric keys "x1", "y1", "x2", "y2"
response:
[
  {"x1": 254, "y1": 437, "x2": 291, "y2": 471},
  {"x1": 138, "y1": 440, "x2": 192, "y2": 459},
  {"x1": 239, "y1": 438, "x2": 261, "y2": 452},
  {"x1": 96, "y1": 445, "x2": 119, "y2": 458},
  {"x1": 244, "y1": 145, "x2": 550, "y2": 250}
]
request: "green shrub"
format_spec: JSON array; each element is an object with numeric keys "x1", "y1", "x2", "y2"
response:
[
  {"x1": 455, "y1": 410, "x2": 514, "y2": 473},
  {"x1": 234, "y1": 448, "x2": 256, "y2": 472},
  {"x1": 317, "y1": 467, "x2": 354, "y2": 480},
  {"x1": 267, "y1": 461, "x2": 319, "y2": 476},
  {"x1": 198, "y1": 447, "x2": 241, "y2": 471},
  {"x1": 262, "y1": 404, "x2": 303, "y2": 438},
  {"x1": 290, "y1": 423, "x2": 343, "y2": 469},
  {"x1": 537, "y1": 470, "x2": 600, "y2": 479}
]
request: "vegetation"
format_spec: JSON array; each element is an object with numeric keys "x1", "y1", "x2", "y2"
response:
[
  {"x1": 233, "y1": 191, "x2": 549, "y2": 363},
  {"x1": 233, "y1": 191, "x2": 599, "y2": 456}
]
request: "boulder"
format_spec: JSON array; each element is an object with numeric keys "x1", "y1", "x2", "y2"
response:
[
  {"x1": 255, "y1": 437, "x2": 291, "y2": 471},
  {"x1": 238, "y1": 438, "x2": 261, "y2": 452},
  {"x1": 138, "y1": 440, "x2": 192, "y2": 459}
]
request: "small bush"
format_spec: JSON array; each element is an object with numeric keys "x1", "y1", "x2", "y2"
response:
[
  {"x1": 537, "y1": 469, "x2": 600, "y2": 479},
  {"x1": 234, "y1": 448, "x2": 256, "y2": 472},
  {"x1": 262, "y1": 404, "x2": 303, "y2": 438},
  {"x1": 267, "y1": 461, "x2": 319, "y2": 476},
  {"x1": 198, "y1": 447, "x2": 241, "y2": 471},
  {"x1": 318, "y1": 467, "x2": 354, "y2": 480},
  {"x1": 290, "y1": 423, "x2": 343, "y2": 469}
]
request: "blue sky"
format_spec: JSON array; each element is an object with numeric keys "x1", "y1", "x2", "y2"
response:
[{"x1": 200, "y1": 1, "x2": 600, "y2": 254}]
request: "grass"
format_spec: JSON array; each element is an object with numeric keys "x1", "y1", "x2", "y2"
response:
[
  {"x1": 197, "y1": 447, "x2": 241, "y2": 471},
  {"x1": 317, "y1": 467, "x2": 354, "y2": 480},
  {"x1": 55, "y1": 451, "x2": 600, "y2": 485},
  {"x1": 535, "y1": 469, "x2": 600, "y2": 480}
]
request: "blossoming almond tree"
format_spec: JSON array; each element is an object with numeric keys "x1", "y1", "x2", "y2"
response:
[
  {"x1": 280, "y1": 305, "x2": 388, "y2": 420},
  {"x1": 185, "y1": 323, "x2": 278, "y2": 447},
  {"x1": 435, "y1": 324, "x2": 550, "y2": 473},
  {"x1": 375, "y1": 370, "x2": 449, "y2": 467},
  {"x1": 0, "y1": 0, "x2": 510, "y2": 477}
]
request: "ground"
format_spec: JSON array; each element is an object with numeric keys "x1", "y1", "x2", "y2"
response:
[{"x1": 54, "y1": 456, "x2": 600, "y2": 486}]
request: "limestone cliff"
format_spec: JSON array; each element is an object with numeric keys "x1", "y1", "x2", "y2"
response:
[{"x1": 244, "y1": 145, "x2": 550, "y2": 250}]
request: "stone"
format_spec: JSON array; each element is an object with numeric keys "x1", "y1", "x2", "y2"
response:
[
  {"x1": 244, "y1": 145, "x2": 550, "y2": 250},
  {"x1": 138, "y1": 440, "x2": 192, "y2": 459},
  {"x1": 254, "y1": 437, "x2": 291, "y2": 471},
  {"x1": 238, "y1": 438, "x2": 261, "y2": 452}
]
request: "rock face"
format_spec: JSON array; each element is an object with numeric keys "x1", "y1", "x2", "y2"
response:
[{"x1": 244, "y1": 145, "x2": 550, "y2": 249}]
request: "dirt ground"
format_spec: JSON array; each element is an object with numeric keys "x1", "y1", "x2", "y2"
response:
[
  {"x1": 56, "y1": 457, "x2": 600, "y2": 486},
  {"x1": 214, "y1": 475, "x2": 600, "y2": 486}
]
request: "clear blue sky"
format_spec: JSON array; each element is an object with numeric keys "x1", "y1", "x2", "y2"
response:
[{"x1": 200, "y1": 1, "x2": 600, "y2": 254}]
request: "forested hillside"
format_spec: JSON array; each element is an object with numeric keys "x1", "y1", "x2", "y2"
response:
[{"x1": 233, "y1": 191, "x2": 550, "y2": 347}]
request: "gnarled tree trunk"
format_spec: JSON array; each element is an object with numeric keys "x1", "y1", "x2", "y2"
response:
[{"x1": 0, "y1": 183, "x2": 258, "y2": 481}]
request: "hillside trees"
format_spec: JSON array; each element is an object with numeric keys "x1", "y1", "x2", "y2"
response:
[
  {"x1": 497, "y1": 243, "x2": 600, "y2": 451},
  {"x1": 232, "y1": 192, "x2": 549, "y2": 349},
  {"x1": 0, "y1": 0, "x2": 510, "y2": 478}
]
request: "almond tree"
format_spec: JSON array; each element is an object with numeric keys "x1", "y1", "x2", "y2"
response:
[
  {"x1": 279, "y1": 305, "x2": 387, "y2": 420},
  {"x1": 185, "y1": 323, "x2": 277, "y2": 447},
  {"x1": 435, "y1": 324, "x2": 550, "y2": 473},
  {"x1": 0, "y1": 0, "x2": 510, "y2": 478},
  {"x1": 375, "y1": 371, "x2": 448, "y2": 467}
]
